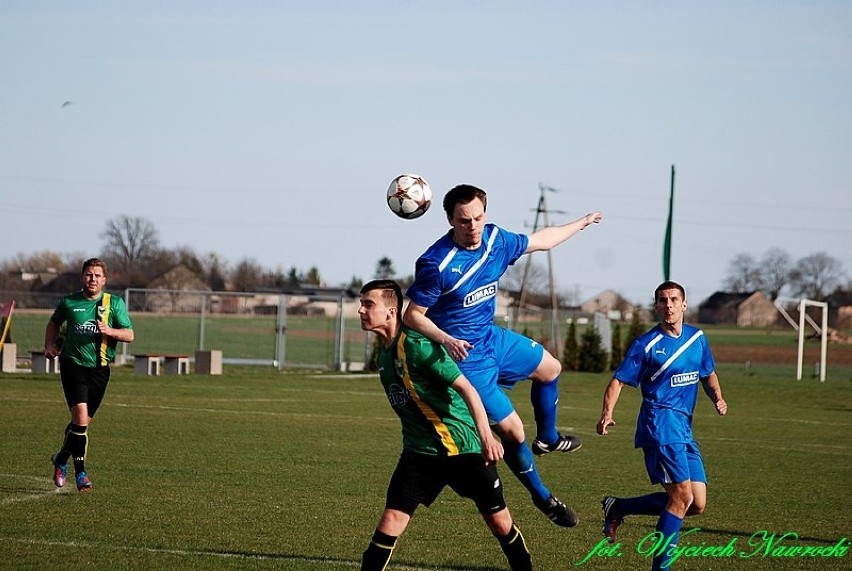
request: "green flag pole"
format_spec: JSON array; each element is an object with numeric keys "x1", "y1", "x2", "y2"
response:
[{"x1": 663, "y1": 165, "x2": 675, "y2": 280}]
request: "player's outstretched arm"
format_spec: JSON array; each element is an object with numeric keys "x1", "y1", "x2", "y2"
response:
[
  {"x1": 701, "y1": 372, "x2": 727, "y2": 416},
  {"x1": 596, "y1": 378, "x2": 624, "y2": 436},
  {"x1": 403, "y1": 301, "x2": 473, "y2": 361},
  {"x1": 526, "y1": 211, "x2": 602, "y2": 253},
  {"x1": 452, "y1": 374, "x2": 503, "y2": 465}
]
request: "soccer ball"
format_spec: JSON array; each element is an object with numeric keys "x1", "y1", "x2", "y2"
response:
[{"x1": 386, "y1": 174, "x2": 432, "y2": 220}]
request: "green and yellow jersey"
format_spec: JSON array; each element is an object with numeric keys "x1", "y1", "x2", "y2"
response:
[
  {"x1": 50, "y1": 291, "x2": 133, "y2": 368},
  {"x1": 377, "y1": 326, "x2": 481, "y2": 456}
]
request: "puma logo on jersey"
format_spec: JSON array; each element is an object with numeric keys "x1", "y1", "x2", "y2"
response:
[
  {"x1": 451, "y1": 266, "x2": 463, "y2": 274},
  {"x1": 655, "y1": 347, "x2": 667, "y2": 356}
]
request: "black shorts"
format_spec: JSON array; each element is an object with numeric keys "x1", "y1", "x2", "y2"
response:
[
  {"x1": 385, "y1": 449, "x2": 507, "y2": 516},
  {"x1": 59, "y1": 360, "x2": 111, "y2": 417}
]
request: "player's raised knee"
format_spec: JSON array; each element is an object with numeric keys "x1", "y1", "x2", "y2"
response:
[{"x1": 533, "y1": 351, "x2": 561, "y2": 381}]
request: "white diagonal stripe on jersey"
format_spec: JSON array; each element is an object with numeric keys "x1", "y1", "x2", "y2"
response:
[
  {"x1": 437, "y1": 247, "x2": 459, "y2": 272},
  {"x1": 649, "y1": 330, "x2": 704, "y2": 382},
  {"x1": 445, "y1": 227, "x2": 499, "y2": 295},
  {"x1": 643, "y1": 333, "x2": 664, "y2": 353}
]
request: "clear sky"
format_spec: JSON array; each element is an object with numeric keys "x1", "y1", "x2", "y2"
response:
[{"x1": 2, "y1": 1, "x2": 849, "y2": 306}]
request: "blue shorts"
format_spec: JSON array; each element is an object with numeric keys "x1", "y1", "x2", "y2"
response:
[
  {"x1": 642, "y1": 441, "x2": 706, "y2": 485},
  {"x1": 457, "y1": 326, "x2": 545, "y2": 424}
]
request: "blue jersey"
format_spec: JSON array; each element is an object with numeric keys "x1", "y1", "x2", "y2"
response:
[
  {"x1": 405, "y1": 224, "x2": 528, "y2": 347},
  {"x1": 615, "y1": 323, "x2": 716, "y2": 448}
]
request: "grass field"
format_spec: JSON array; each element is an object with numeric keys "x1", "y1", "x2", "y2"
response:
[{"x1": 1, "y1": 364, "x2": 851, "y2": 571}]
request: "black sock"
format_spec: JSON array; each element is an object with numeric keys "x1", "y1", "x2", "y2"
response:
[
  {"x1": 65, "y1": 424, "x2": 88, "y2": 473},
  {"x1": 360, "y1": 530, "x2": 397, "y2": 571},
  {"x1": 55, "y1": 423, "x2": 73, "y2": 465},
  {"x1": 497, "y1": 523, "x2": 532, "y2": 571}
]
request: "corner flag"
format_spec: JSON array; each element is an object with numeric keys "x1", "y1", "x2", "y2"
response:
[
  {"x1": 0, "y1": 299, "x2": 15, "y2": 351},
  {"x1": 663, "y1": 165, "x2": 675, "y2": 280}
]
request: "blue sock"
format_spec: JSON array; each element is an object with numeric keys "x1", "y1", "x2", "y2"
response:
[
  {"x1": 651, "y1": 510, "x2": 683, "y2": 570},
  {"x1": 617, "y1": 492, "x2": 668, "y2": 516},
  {"x1": 530, "y1": 378, "x2": 560, "y2": 443},
  {"x1": 502, "y1": 440, "x2": 550, "y2": 504}
]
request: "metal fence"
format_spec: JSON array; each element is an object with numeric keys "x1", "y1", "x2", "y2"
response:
[
  {"x1": 1, "y1": 288, "x2": 619, "y2": 371},
  {"x1": 0, "y1": 288, "x2": 372, "y2": 371}
]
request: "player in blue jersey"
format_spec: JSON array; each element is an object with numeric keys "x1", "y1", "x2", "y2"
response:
[
  {"x1": 596, "y1": 281, "x2": 727, "y2": 571},
  {"x1": 404, "y1": 184, "x2": 602, "y2": 527}
]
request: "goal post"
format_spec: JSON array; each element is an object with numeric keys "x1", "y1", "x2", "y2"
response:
[{"x1": 795, "y1": 299, "x2": 828, "y2": 382}]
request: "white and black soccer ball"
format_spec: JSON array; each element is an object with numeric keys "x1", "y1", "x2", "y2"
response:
[{"x1": 386, "y1": 174, "x2": 432, "y2": 220}]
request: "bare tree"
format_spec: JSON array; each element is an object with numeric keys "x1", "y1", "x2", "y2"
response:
[
  {"x1": 231, "y1": 257, "x2": 264, "y2": 292},
  {"x1": 63, "y1": 251, "x2": 88, "y2": 273},
  {"x1": 788, "y1": 253, "x2": 845, "y2": 300},
  {"x1": 500, "y1": 259, "x2": 550, "y2": 295},
  {"x1": 723, "y1": 253, "x2": 762, "y2": 292},
  {"x1": 1, "y1": 250, "x2": 66, "y2": 272},
  {"x1": 202, "y1": 253, "x2": 228, "y2": 291},
  {"x1": 101, "y1": 215, "x2": 160, "y2": 272},
  {"x1": 758, "y1": 247, "x2": 791, "y2": 300}
]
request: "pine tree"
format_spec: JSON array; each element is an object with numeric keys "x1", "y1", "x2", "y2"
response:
[
  {"x1": 626, "y1": 309, "x2": 645, "y2": 350},
  {"x1": 609, "y1": 321, "x2": 623, "y2": 371},
  {"x1": 579, "y1": 324, "x2": 608, "y2": 373},
  {"x1": 562, "y1": 319, "x2": 579, "y2": 372}
]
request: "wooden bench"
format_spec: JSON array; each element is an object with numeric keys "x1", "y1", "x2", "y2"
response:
[
  {"x1": 134, "y1": 354, "x2": 161, "y2": 376},
  {"x1": 163, "y1": 354, "x2": 190, "y2": 375},
  {"x1": 31, "y1": 350, "x2": 60, "y2": 373}
]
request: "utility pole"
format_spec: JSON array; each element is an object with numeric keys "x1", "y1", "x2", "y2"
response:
[{"x1": 515, "y1": 184, "x2": 565, "y2": 358}]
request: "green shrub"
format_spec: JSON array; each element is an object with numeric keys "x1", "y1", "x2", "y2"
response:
[
  {"x1": 562, "y1": 319, "x2": 579, "y2": 371},
  {"x1": 579, "y1": 323, "x2": 608, "y2": 372}
]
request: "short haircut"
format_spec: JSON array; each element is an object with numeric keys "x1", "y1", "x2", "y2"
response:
[
  {"x1": 82, "y1": 258, "x2": 108, "y2": 276},
  {"x1": 443, "y1": 184, "x2": 488, "y2": 217},
  {"x1": 654, "y1": 280, "x2": 686, "y2": 301},
  {"x1": 360, "y1": 279, "x2": 403, "y2": 313}
]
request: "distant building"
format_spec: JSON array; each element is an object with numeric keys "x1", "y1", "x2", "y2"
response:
[
  {"x1": 257, "y1": 284, "x2": 360, "y2": 318},
  {"x1": 697, "y1": 291, "x2": 778, "y2": 327},
  {"x1": 825, "y1": 290, "x2": 852, "y2": 330},
  {"x1": 580, "y1": 289, "x2": 641, "y2": 321}
]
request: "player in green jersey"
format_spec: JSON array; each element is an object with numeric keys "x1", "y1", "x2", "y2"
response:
[
  {"x1": 358, "y1": 279, "x2": 533, "y2": 571},
  {"x1": 45, "y1": 258, "x2": 134, "y2": 492}
]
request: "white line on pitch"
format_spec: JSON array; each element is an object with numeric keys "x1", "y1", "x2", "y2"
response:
[
  {"x1": 0, "y1": 474, "x2": 63, "y2": 505},
  {"x1": 0, "y1": 536, "x2": 460, "y2": 570}
]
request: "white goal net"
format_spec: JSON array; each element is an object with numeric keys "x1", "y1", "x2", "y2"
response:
[{"x1": 774, "y1": 297, "x2": 828, "y2": 381}]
